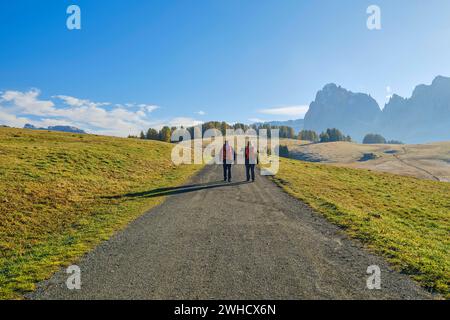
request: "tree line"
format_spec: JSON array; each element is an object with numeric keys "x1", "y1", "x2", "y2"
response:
[
  {"x1": 128, "y1": 126, "x2": 174, "y2": 142},
  {"x1": 131, "y1": 122, "x2": 362, "y2": 144},
  {"x1": 362, "y1": 133, "x2": 403, "y2": 145},
  {"x1": 130, "y1": 121, "x2": 299, "y2": 142},
  {"x1": 131, "y1": 126, "x2": 404, "y2": 145},
  {"x1": 131, "y1": 121, "x2": 357, "y2": 143},
  {"x1": 297, "y1": 128, "x2": 352, "y2": 143}
]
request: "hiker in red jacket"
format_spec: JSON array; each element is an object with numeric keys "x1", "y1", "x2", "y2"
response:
[
  {"x1": 221, "y1": 141, "x2": 235, "y2": 182},
  {"x1": 245, "y1": 141, "x2": 258, "y2": 182}
]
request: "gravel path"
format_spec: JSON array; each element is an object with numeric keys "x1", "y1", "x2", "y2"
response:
[{"x1": 29, "y1": 165, "x2": 432, "y2": 300}]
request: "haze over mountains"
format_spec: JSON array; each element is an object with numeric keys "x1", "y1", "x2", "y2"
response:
[
  {"x1": 262, "y1": 76, "x2": 450, "y2": 144},
  {"x1": 378, "y1": 76, "x2": 450, "y2": 143}
]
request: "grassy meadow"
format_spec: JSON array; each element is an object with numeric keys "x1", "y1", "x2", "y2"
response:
[
  {"x1": 272, "y1": 158, "x2": 450, "y2": 297},
  {"x1": 0, "y1": 128, "x2": 201, "y2": 299}
]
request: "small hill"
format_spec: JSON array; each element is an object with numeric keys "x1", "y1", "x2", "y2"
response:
[
  {"x1": 0, "y1": 127, "x2": 200, "y2": 299},
  {"x1": 282, "y1": 139, "x2": 450, "y2": 182}
]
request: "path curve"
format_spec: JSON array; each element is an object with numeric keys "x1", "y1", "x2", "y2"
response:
[{"x1": 393, "y1": 147, "x2": 442, "y2": 181}]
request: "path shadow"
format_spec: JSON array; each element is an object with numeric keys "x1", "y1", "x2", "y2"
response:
[{"x1": 105, "y1": 180, "x2": 250, "y2": 199}]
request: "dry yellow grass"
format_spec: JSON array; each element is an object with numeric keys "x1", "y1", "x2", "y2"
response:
[{"x1": 272, "y1": 157, "x2": 450, "y2": 297}]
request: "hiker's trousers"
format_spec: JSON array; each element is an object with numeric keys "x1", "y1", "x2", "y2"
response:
[
  {"x1": 223, "y1": 164, "x2": 232, "y2": 181},
  {"x1": 246, "y1": 164, "x2": 255, "y2": 181}
]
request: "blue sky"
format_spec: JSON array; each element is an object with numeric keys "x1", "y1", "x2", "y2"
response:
[{"x1": 1, "y1": 0, "x2": 450, "y2": 136}]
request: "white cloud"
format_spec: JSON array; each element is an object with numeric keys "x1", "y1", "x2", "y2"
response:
[
  {"x1": 141, "y1": 104, "x2": 159, "y2": 113},
  {"x1": 2, "y1": 89, "x2": 55, "y2": 116},
  {"x1": 0, "y1": 89, "x2": 205, "y2": 137},
  {"x1": 53, "y1": 95, "x2": 109, "y2": 108},
  {"x1": 156, "y1": 117, "x2": 202, "y2": 129},
  {"x1": 195, "y1": 110, "x2": 206, "y2": 116},
  {"x1": 259, "y1": 105, "x2": 309, "y2": 118},
  {"x1": 386, "y1": 86, "x2": 393, "y2": 100},
  {"x1": 248, "y1": 118, "x2": 265, "y2": 123},
  {"x1": 0, "y1": 90, "x2": 163, "y2": 137},
  {"x1": 0, "y1": 109, "x2": 30, "y2": 128}
]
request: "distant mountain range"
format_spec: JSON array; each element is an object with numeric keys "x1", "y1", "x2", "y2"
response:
[
  {"x1": 258, "y1": 76, "x2": 450, "y2": 144},
  {"x1": 377, "y1": 76, "x2": 450, "y2": 143},
  {"x1": 24, "y1": 124, "x2": 86, "y2": 134}
]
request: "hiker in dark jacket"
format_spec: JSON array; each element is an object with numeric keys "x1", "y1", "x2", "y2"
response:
[
  {"x1": 220, "y1": 141, "x2": 235, "y2": 182},
  {"x1": 245, "y1": 142, "x2": 258, "y2": 182}
]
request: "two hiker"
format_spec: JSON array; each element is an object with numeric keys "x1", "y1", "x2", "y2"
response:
[{"x1": 220, "y1": 141, "x2": 257, "y2": 182}]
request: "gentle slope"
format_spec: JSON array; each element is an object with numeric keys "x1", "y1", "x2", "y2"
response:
[{"x1": 0, "y1": 128, "x2": 201, "y2": 299}]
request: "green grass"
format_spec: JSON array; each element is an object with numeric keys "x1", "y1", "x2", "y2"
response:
[
  {"x1": 0, "y1": 128, "x2": 201, "y2": 299},
  {"x1": 271, "y1": 158, "x2": 450, "y2": 298}
]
